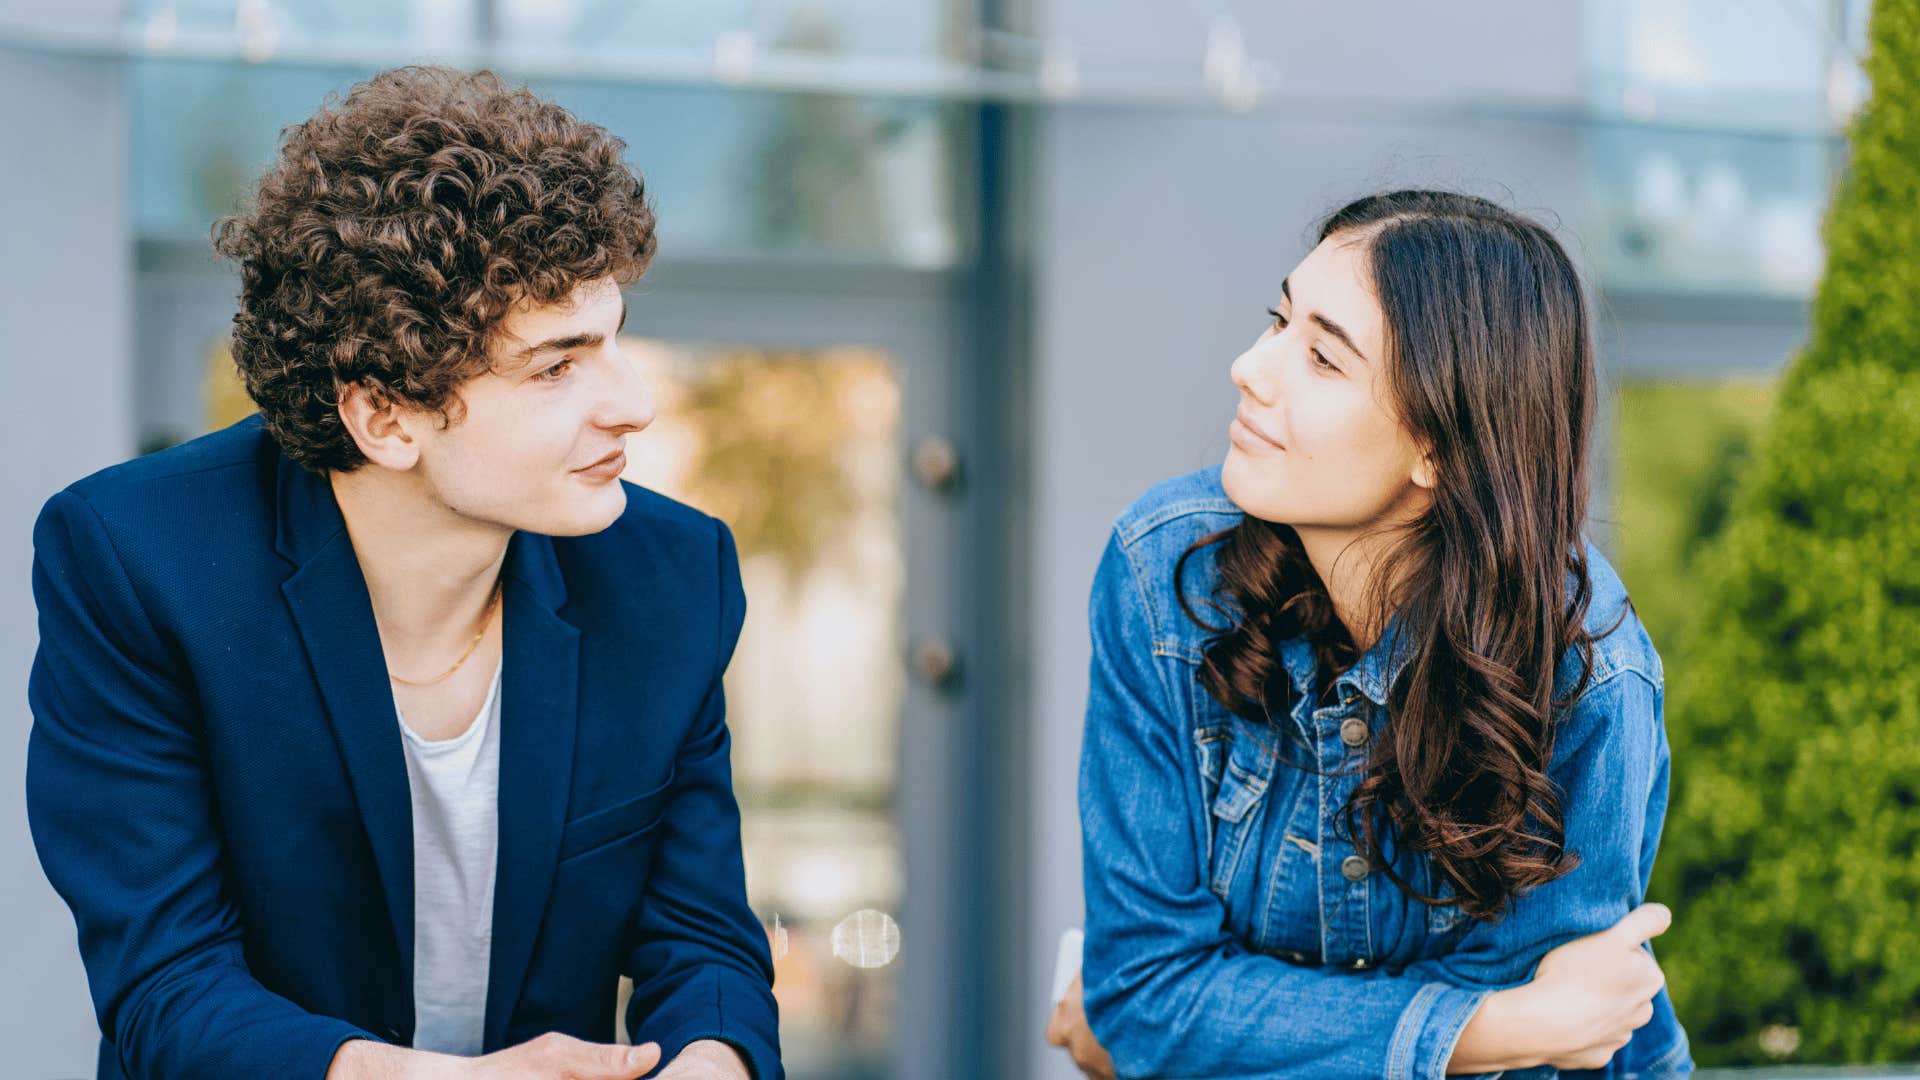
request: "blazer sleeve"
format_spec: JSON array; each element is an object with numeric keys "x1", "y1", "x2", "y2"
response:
[
  {"x1": 26, "y1": 489, "x2": 376, "y2": 1078},
  {"x1": 1079, "y1": 530, "x2": 1669, "y2": 1080},
  {"x1": 623, "y1": 519, "x2": 781, "y2": 1080}
]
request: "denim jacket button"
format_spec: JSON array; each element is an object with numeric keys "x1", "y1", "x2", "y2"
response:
[
  {"x1": 1339, "y1": 717, "x2": 1369, "y2": 747},
  {"x1": 1340, "y1": 855, "x2": 1370, "y2": 881}
]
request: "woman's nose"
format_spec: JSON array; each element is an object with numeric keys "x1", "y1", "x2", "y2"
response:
[{"x1": 1231, "y1": 339, "x2": 1280, "y2": 407}]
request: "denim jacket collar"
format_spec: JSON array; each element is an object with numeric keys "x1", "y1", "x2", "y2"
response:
[
  {"x1": 1340, "y1": 613, "x2": 1419, "y2": 707},
  {"x1": 1277, "y1": 611, "x2": 1417, "y2": 709}
]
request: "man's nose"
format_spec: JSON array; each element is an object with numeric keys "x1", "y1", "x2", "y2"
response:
[{"x1": 601, "y1": 352, "x2": 656, "y2": 434}]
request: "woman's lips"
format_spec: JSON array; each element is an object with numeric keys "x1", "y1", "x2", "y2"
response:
[
  {"x1": 1230, "y1": 406, "x2": 1287, "y2": 452},
  {"x1": 575, "y1": 449, "x2": 627, "y2": 480}
]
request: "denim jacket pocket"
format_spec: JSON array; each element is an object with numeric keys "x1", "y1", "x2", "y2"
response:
[
  {"x1": 1206, "y1": 715, "x2": 1278, "y2": 898},
  {"x1": 1194, "y1": 722, "x2": 1229, "y2": 816},
  {"x1": 1415, "y1": 864, "x2": 1475, "y2": 959}
]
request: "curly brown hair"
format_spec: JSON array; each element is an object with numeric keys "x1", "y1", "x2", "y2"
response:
[
  {"x1": 212, "y1": 65, "x2": 657, "y2": 472},
  {"x1": 1176, "y1": 190, "x2": 1626, "y2": 922}
]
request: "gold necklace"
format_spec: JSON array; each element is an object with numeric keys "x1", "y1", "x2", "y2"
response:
[{"x1": 387, "y1": 579, "x2": 503, "y2": 687}]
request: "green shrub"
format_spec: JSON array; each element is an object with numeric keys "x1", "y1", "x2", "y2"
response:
[
  {"x1": 1613, "y1": 378, "x2": 1776, "y2": 653},
  {"x1": 1651, "y1": 1, "x2": 1920, "y2": 1065}
]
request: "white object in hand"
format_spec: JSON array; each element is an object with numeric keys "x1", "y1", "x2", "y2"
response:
[{"x1": 1051, "y1": 927, "x2": 1084, "y2": 1005}]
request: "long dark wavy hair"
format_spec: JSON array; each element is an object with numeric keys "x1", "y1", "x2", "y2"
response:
[{"x1": 1176, "y1": 190, "x2": 1623, "y2": 921}]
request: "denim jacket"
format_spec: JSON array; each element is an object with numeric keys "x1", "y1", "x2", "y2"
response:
[{"x1": 1078, "y1": 468, "x2": 1691, "y2": 1080}]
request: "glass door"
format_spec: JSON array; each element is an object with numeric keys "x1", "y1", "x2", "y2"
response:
[
  {"x1": 610, "y1": 259, "x2": 983, "y2": 1080},
  {"x1": 614, "y1": 340, "x2": 907, "y2": 1076}
]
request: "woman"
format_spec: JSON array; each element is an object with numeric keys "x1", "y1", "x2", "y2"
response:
[{"x1": 1053, "y1": 191, "x2": 1689, "y2": 1078}]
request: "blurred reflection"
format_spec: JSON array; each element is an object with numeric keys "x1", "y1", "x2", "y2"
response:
[
  {"x1": 1579, "y1": 0, "x2": 1864, "y2": 296},
  {"x1": 830, "y1": 909, "x2": 902, "y2": 969},
  {"x1": 620, "y1": 339, "x2": 905, "y2": 1079},
  {"x1": 1583, "y1": 124, "x2": 1834, "y2": 295},
  {"x1": 126, "y1": 0, "x2": 971, "y2": 62},
  {"x1": 132, "y1": 58, "x2": 967, "y2": 266}
]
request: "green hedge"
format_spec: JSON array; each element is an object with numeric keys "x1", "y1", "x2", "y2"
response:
[{"x1": 1650, "y1": 1, "x2": 1920, "y2": 1066}]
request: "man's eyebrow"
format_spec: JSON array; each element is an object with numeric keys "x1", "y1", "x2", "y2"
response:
[
  {"x1": 1278, "y1": 277, "x2": 1367, "y2": 363},
  {"x1": 510, "y1": 297, "x2": 628, "y2": 363}
]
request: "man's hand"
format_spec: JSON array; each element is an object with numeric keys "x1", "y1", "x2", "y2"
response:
[
  {"x1": 1045, "y1": 974, "x2": 1115, "y2": 1080},
  {"x1": 654, "y1": 1038, "x2": 751, "y2": 1079},
  {"x1": 465, "y1": 1033, "x2": 662, "y2": 1079},
  {"x1": 328, "y1": 1033, "x2": 662, "y2": 1080}
]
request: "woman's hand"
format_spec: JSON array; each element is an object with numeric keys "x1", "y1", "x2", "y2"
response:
[
  {"x1": 1451, "y1": 902, "x2": 1672, "y2": 1073},
  {"x1": 1523, "y1": 902, "x2": 1671, "y2": 1069},
  {"x1": 1045, "y1": 973, "x2": 1116, "y2": 1080},
  {"x1": 1046, "y1": 904, "x2": 1669, "y2": 1078}
]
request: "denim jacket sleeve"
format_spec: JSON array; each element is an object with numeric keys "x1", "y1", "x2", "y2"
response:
[{"x1": 1078, "y1": 529, "x2": 1669, "y2": 1080}]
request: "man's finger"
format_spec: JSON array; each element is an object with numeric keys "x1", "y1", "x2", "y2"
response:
[
  {"x1": 581, "y1": 1040, "x2": 659, "y2": 1078},
  {"x1": 1608, "y1": 902, "x2": 1672, "y2": 946},
  {"x1": 626, "y1": 1042, "x2": 662, "y2": 1074}
]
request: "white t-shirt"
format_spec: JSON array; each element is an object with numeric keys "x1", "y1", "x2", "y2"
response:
[{"x1": 395, "y1": 658, "x2": 504, "y2": 1056}]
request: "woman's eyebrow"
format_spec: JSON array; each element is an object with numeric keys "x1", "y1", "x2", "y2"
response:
[{"x1": 1279, "y1": 277, "x2": 1368, "y2": 364}]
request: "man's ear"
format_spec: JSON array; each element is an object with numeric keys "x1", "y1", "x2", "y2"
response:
[{"x1": 337, "y1": 380, "x2": 422, "y2": 471}]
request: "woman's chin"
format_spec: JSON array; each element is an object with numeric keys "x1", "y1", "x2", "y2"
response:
[
  {"x1": 1223, "y1": 456, "x2": 1313, "y2": 527},
  {"x1": 1221, "y1": 450, "x2": 1274, "y2": 517}
]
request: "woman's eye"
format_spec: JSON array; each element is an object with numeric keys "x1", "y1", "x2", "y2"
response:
[
  {"x1": 1265, "y1": 306, "x2": 1288, "y2": 330},
  {"x1": 1311, "y1": 350, "x2": 1338, "y2": 372}
]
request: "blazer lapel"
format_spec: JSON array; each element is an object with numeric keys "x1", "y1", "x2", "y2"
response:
[
  {"x1": 274, "y1": 454, "x2": 582, "y2": 1051},
  {"x1": 483, "y1": 527, "x2": 580, "y2": 1050},
  {"x1": 273, "y1": 455, "x2": 418, "y2": 1007}
]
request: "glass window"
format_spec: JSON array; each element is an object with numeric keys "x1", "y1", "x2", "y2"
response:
[
  {"x1": 1580, "y1": 124, "x2": 1836, "y2": 296},
  {"x1": 130, "y1": 57, "x2": 972, "y2": 267},
  {"x1": 614, "y1": 340, "x2": 907, "y2": 1080},
  {"x1": 125, "y1": 0, "x2": 973, "y2": 63},
  {"x1": 1578, "y1": 0, "x2": 1861, "y2": 296},
  {"x1": 1581, "y1": 0, "x2": 1856, "y2": 126}
]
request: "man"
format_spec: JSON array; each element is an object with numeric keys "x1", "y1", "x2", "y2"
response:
[{"x1": 26, "y1": 66, "x2": 779, "y2": 1080}]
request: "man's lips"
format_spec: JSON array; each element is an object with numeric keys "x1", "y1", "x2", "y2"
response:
[{"x1": 575, "y1": 448, "x2": 627, "y2": 476}]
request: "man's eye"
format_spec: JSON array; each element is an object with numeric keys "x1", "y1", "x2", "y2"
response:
[{"x1": 538, "y1": 358, "x2": 574, "y2": 381}]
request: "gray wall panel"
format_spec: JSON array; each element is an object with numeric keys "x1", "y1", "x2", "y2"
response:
[{"x1": 0, "y1": 32, "x2": 134, "y2": 1080}]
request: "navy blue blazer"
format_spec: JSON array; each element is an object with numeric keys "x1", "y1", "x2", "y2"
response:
[{"x1": 26, "y1": 415, "x2": 781, "y2": 1079}]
